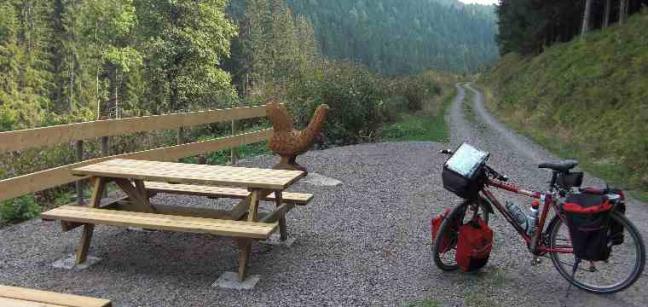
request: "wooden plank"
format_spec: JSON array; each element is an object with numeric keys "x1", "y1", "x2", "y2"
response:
[
  {"x1": 144, "y1": 182, "x2": 313, "y2": 205},
  {"x1": 0, "y1": 296, "x2": 65, "y2": 307},
  {"x1": 115, "y1": 202, "x2": 233, "y2": 220},
  {"x1": 0, "y1": 105, "x2": 267, "y2": 153},
  {"x1": 72, "y1": 159, "x2": 305, "y2": 190},
  {"x1": 0, "y1": 285, "x2": 111, "y2": 307},
  {"x1": 41, "y1": 206, "x2": 277, "y2": 239},
  {"x1": 0, "y1": 129, "x2": 272, "y2": 202}
]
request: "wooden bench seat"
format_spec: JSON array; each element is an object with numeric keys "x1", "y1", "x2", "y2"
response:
[
  {"x1": 42, "y1": 205, "x2": 277, "y2": 239},
  {"x1": 0, "y1": 285, "x2": 111, "y2": 307},
  {"x1": 144, "y1": 181, "x2": 313, "y2": 205}
]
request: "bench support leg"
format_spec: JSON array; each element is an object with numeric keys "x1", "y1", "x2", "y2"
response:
[
  {"x1": 237, "y1": 239, "x2": 252, "y2": 281},
  {"x1": 274, "y1": 191, "x2": 288, "y2": 241},
  {"x1": 75, "y1": 177, "x2": 105, "y2": 264},
  {"x1": 76, "y1": 224, "x2": 94, "y2": 264}
]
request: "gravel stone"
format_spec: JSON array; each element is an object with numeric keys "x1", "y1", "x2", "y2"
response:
[{"x1": 0, "y1": 83, "x2": 645, "y2": 306}]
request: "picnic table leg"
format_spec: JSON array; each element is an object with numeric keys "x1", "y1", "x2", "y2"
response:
[
  {"x1": 236, "y1": 239, "x2": 252, "y2": 281},
  {"x1": 247, "y1": 190, "x2": 261, "y2": 222},
  {"x1": 76, "y1": 177, "x2": 106, "y2": 264},
  {"x1": 274, "y1": 191, "x2": 288, "y2": 241},
  {"x1": 113, "y1": 178, "x2": 153, "y2": 213}
]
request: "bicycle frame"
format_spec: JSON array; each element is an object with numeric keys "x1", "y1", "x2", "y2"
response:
[{"x1": 480, "y1": 178, "x2": 573, "y2": 255}]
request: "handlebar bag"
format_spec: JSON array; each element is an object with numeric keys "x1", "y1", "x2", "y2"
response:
[
  {"x1": 442, "y1": 143, "x2": 489, "y2": 199},
  {"x1": 562, "y1": 192, "x2": 613, "y2": 261},
  {"x1": 431, "y1": 208, "x2": 454, "y2": 253},
  {"x1": 455, "y1": 216, "x2": 493, "y2": 272}
]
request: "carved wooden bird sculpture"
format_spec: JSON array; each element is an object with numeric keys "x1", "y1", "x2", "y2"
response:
[{"x1": 266, "y1": 99, "x2": 329, "y2": 173}]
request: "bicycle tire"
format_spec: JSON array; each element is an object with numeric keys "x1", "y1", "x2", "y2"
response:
[
  {"x1": 547, "y1": 211, "x2": 645, "y2": 294},
  {"x1": 432, "y1": 197, "x2": 490, "y2": 271}
]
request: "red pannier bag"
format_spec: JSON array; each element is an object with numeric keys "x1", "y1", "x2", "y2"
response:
[
  {"x1": 431, "y1": 208, "x2": 453, "y2": 252},
  {"x1": 455, "y1": 216, "x2": 493, "y2": 272}
]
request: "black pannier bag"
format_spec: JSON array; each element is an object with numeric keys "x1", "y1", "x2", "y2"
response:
[
  {"x1": 581, "y1": 187, "x2": 626, "y2": 245},
  {"x1": 442, "y1": 143, "x2": 490, "y2": 199},
  {"x1": 562, "y1": 192, "x2": 613, "y2": 261}
]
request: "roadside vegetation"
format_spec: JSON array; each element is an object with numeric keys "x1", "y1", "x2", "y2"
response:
[
  {"x1": 482, "y1": 11, "x2": 648, "y2": 200},
  {"x1": 381, "y1": 78, "x2": 456, "y2": 143}
]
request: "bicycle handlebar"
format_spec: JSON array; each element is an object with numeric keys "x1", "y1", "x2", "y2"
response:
[
  {"x1": 439, "y1": 149, "x2": 509, "y2": 181},
  {"x1": 484, "y1": 164, "x2": 509, "y2": 182}
]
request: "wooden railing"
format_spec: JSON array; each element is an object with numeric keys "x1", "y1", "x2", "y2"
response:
[{"x1": 0, "y1": 105, "x2": 272, "y2": 203}]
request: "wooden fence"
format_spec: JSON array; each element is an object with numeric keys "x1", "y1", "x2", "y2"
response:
[{"x1": 0, "y1": 105, "x2": 272, "y2": 203}]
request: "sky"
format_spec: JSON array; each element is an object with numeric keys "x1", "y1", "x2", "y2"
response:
[{"x1": 459, "y1": 0, "x2": 498, "y2": 5}]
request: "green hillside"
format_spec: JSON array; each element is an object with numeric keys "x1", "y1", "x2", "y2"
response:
[
  {"x1": 482, "y1": 11, "x2": 648, "y2": 199},
  {"x1": 284, "y1": 0, "x2": 498, "y2": 74}
]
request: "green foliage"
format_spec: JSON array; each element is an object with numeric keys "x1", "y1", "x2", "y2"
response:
[
  {"x1": 483, "y1": 12, "x2": 648, "y2": 195},
  {"x1": 135, "y1": 0, "x2": 238, "y2": 114},
  {"x1": 0, "y1": 195, "x2": 41, "y2": 224},
  {"x1": 226, "y1": 0, "x2": 319, "y2": 98},
  {"x1": 0, "y1": 0, "x2": 238, "y2": 129},
  {"x1": 496, "y1": 0, "x2": 648, "y2": 55},
  {"x1": 288, "y1": 61, "x2": 388, "y2": 144},
  {"x1": 381, "y1": 85, "x2": 455, "y2": 142},
  {"x1": 285, "y1": 0, "x2": 499, "y2": 74}
]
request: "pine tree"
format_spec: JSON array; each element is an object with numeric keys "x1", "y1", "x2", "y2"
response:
[{"x1": 134, "y1": 0, "x2": 238, "y2": 113}]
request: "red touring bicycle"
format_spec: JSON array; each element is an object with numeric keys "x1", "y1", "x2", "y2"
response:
[{"x1": 432, "y1": 144, "x2": 645, "y2": 294}]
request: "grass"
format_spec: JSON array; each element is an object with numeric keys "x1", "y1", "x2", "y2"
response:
[
  {"x1": 481, "y1": 11, "x2": 648, "y2": 201},
  {"x1": 381, "y1": 87, "x2": 456, "y2": 142},
  {"x1": 403, "y1": 299, "x2": 441, "y2": 307}
]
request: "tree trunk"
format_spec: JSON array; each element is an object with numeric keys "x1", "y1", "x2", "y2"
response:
[
  {"x1": 581, "y1": 0, "x2": 593, "y2": 36},
  {"x1": 619, "y1": 0, "x2": 628, "y2": 24},
  {"x1": 603, "y1": 0, "x2": 611, "y2": 28}
]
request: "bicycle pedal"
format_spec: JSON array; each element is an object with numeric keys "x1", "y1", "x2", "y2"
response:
[{"x1": 531, "y1": 257, "x2": 542, "y2": 266}]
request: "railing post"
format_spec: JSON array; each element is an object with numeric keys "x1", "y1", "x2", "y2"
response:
[
  {"x1": 230, "y1": 119, "x2": 238, "y2": 165},
  {"x1": 176, "y1": 127, "x2": 184, "y2": 162},
  {"x1": 100, "y1": 136, "x2": 109, "y2": 156},
  {"x1": 177, "y1": 127, "x2": 185, "y2": 145},
  {"x1": 100, "y1": 136, "x2": 109, "y2": 198},
  {"x1": 75, "y1": 140, "x2": 85, "y2": 205}
]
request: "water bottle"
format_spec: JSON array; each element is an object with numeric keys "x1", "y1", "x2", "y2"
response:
[
  {"x1": 527, "y1": 200, "x2": 540, "y2": 236},
  {"x1": 506, "y1": 201, "x2": 528, "y2": 231}
]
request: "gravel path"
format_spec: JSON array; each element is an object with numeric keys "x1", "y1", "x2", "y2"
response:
[{"x1": 0, "y1": 83, "x2": 645, "y2": 306}]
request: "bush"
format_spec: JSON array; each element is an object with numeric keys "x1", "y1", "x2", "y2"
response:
[
  {"x1": 288, "y1": 61, "x2": 388, "y2": 144},
  {"x1": 392, "y1": 73, "x2": 442, "y2": 112},
  {"x1": 0, "y1": 195, "x2": 41, "y2": 224}
]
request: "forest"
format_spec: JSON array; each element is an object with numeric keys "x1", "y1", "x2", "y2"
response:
[
  {"x1": 496, "y1": 0, "x2": 648, "y2": 55},
  {"x1": 284, "y1": 0, "x2": 498, "y2": 74}
]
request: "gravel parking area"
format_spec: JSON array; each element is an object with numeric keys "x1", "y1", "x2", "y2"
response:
[{"x1": 0, "y1": 83, "x2": 645, "y2": 306}]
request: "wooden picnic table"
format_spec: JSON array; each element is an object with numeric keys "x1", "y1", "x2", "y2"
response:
[{"x1": 42, "y1": 158, "x2": 308, "y2": 282}]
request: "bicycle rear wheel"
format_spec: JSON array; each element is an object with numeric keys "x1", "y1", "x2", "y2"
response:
[
  {"x1": 548, "y1": 211, "x2": 645, "y2": 293},
  {"x1": 432, "y1": 197, "x2": 490, "y2": 271}
]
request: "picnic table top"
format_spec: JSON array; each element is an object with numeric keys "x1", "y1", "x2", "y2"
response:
[{"x1": 72, "y1": 159, "x2": 306, "y2": 190}]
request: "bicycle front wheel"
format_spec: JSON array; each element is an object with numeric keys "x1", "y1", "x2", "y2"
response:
[
  {"x1": 548, "y1": 211, "x2": 645, "y2": 294},
  {"x1": 432, "y1": 197, "x2": 491, "y2": 271}
]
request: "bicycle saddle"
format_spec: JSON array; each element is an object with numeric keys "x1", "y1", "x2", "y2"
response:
[{"x1": 538, "y1": 160, "x2": 578, "y2": 172}]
